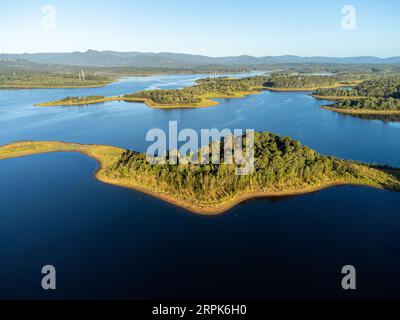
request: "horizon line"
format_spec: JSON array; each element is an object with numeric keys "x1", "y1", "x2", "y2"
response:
[{"x1": 0, "y1": 50, "x2": 399, "y2": 59}]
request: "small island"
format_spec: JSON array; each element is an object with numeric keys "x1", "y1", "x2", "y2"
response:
[
  {"x1": 35, "y1": 75, "x2": 362, "y2": 109},
  {"x1": 1, "y1": 132, "x2": 399, "y2": 215}
]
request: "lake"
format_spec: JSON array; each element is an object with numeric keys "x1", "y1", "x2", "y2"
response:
[{"x1": 0, "y1": 74, "x2": 399, "y2": 299}]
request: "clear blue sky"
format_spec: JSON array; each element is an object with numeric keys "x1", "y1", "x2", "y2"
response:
[{"x1": 0, "y1": 0, "x2": 399, "y2": 57}]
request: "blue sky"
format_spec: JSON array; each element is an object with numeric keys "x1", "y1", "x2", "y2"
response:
[{"x1": 0, "y1": 0, "x2": 399, "y2": 57}]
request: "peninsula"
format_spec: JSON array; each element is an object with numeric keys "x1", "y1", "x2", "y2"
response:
[
  {"x1": 322, "y1": 98, "x2": 400, "y2": 115},
  {"x1": 1, "y1": 132, "x2": 399, "y2": 215},
  {"x1": 313, "y1": 76, "x2": 400, "y2": 115}
]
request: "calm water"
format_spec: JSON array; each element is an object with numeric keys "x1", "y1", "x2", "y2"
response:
[{"x1": 0, "y1": 74, "x2": 400, "y2": 299}]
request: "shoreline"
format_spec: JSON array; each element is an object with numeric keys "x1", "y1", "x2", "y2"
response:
[
  {"x1": 311, "y1": 94, "x2": 365, "y2": 101},
  {"x1": 102, "y1": 178, "x2": 389, "y2": 216},
  {"x1": 34, "y1": 80, "x2": 359, "y2": 109},
  {"x1": 0, "y1": 82, "x2": 116, "y2": 90},
  {"x1": 321, "y1": 105, "x2": 400, "y2": 115},
  {"x1": 34, "y1": 83, "x2": 352, "y2": 109},
  {"x1": 35, "y1": 90, "x2": 261, "y2": 109},
  {"x1": 35, "y1": 96, "x2": 221, "y2": 109},
  {"x1": 1, "y1": 140, "x2": 399, "y2": 215}
]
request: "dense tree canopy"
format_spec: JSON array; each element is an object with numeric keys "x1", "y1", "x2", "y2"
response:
[
  {"x1": 105, "y1": 132, "x2": 390, "y2": 205},
  {"x1": 315, "y1": 76, "x2": 400, "y2": 98},
  {"x1": 125, "y1": 89, "x2": 201, "y2": 104},
  {"x1": 57, "y1": 96, "x2": 105, "y2": 103},
  {"x1": 332, "y1": 97, "x2": 400, "y2": 111},
  {"x1": 124, "y1": 76, "x2": 270, "y2": 104},
  {"x1": 315, "y1": 76, "x2": 400, "y2": 112},
  {"x1": 264, "y1": 75, "x2": 340, "y2": 89}
]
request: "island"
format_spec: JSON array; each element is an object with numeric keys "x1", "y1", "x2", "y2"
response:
[
  {"x1": 35, "y1": 75, "x2": 362, "y2": 108},
  {"x1": 313, "y1": 76, "x2": 400, "y2": 115},
  {"x1": 1, "y1": 132, "x2": 399, "y2": 215}
]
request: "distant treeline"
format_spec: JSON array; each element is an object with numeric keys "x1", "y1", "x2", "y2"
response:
[
  {"x1": 264, "y1": 75, "x2": 340, "y2": 89},
  {"x1": 0, "y1": 71, "x2": 113, "y2": 87},
  {"x1": 2, "y1": 57, "x2": 400, "y2": 89},
  {"x1": 332, "y1": 97, "x2": 400, "y2": 111},
  {"x1": 315, "y1": 76, "x2": 400, "y2": 98}
]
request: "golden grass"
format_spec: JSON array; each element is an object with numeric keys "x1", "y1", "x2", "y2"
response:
[{"x1": 0, "y1": 140, "x2": 124, "y2": 168}]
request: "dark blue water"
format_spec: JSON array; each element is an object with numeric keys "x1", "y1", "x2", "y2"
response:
[
  {"x1": 1, "y1": 153, "x2": 400, "y2": 299},
  {"x1": 1, "y1": 74, "x2": 400, "y2": 299}
]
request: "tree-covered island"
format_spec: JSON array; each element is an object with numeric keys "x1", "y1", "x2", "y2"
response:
[
  {"x1": 313, "y1": 76, "x2": 400, "y2": 115},
  {"x1": 1, "y1": 132, "x2": 399, "y2": 214}
]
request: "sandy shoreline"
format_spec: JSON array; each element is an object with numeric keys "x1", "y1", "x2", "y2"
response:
[
  {"x1": 35, "y1": 90, "x2": 261, "y2": 109},
  {"x1": 322, "y1": 105, "x2": 400, "y2": 115},
  {"x1": 1, "y1": 140, "x2": 398, "y2": 216},
  {"x1": 100, "y1": 177, "x2": 387, "y2": 215}
]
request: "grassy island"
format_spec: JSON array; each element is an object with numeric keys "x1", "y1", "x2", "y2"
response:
[
  {"x1": 36, "y1": 74, "x2": 364, "y2": 109},
  {"x1": 1, "y1": 132, "x2": 399, "y2": 215}
]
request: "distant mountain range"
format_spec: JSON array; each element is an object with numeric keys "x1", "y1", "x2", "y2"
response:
[{"x1": 1, "y1": 50, "x2": 400, "y2": 68}]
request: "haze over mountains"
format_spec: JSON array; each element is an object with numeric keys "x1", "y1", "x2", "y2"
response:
[{"x1": 1, "y1": 50, "x2": 400, "y2": 68}]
